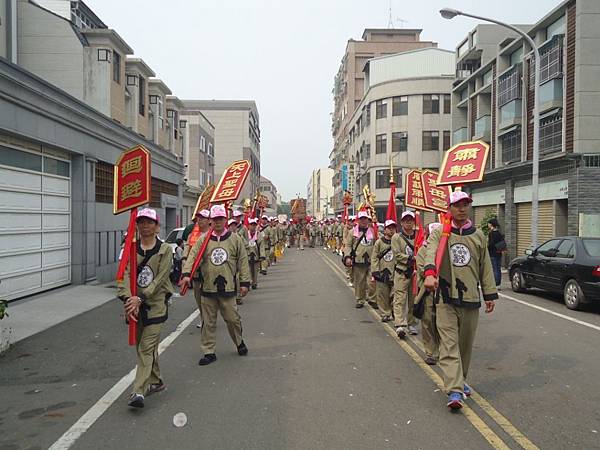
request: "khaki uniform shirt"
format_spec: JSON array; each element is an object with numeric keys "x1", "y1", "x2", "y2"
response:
[
  {"x1": 344, "y1": 227, "x2": 375, "y2": 266},
  {"x1": 371, "y1": 236, "x2": 395, "y2": 284}
]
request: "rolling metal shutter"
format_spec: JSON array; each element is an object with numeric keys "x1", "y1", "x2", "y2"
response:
[
  {"x1": 516, "y1": 201, "x2": 554, "y2": 256},
  {"x1": 0, "y1": 147, "x2": 71, "y2": 300}
]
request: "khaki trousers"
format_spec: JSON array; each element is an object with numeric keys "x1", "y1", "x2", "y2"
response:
[
  {"x1": 421, "y1": 295, "x2": 440, "y2": 359},
  {"x1": 353, "y1": 265, "x2": 369, "y2": 304},
  {"x1": 249, "y1": 260, "x2": 259, "y2": 286},
  {"x1": 133, "y1": 323, "x2": 162, "y2": 395},
  {"x1": 261, "y1": 251, "x2": 270, "y2": 272},
  {"x1": 200, "y1": 295, "x2": 243, "y2": 354},
  {"x1": 436, "y1": 303, "x2": 479, "y2": 394},
  {"x1": 192, "y1": 280, "x2": 203, "y2": 322},
  {"x1": 392, "y1": 274, "x2": 416, "y2": 327},
  {"x1": 375, "y1": 281, "x2": 393, "y2": 316}
]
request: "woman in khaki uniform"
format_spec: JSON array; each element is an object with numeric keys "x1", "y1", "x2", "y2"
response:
[
  {"x1": 119, "y1": 208, "x2": 174, "y2": 409},
  {"x1": 371, "y1": 219, "x2": 397, "y2": 322}
]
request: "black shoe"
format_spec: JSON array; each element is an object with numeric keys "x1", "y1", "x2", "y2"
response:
[
  {"x1": 237, "y1": 341, "x2": 248, "y2": 356},
  {"x1": 147, "y1": 380, "x2": 166, "y2": 396},
  {"x1": 260, "y1": 270, "x2": 267, "y2": 275},
  {"x1": 199, "y1": 353, "x2": 217, "y2": 365},
  {"x1": 425, "y1": 356, "x2": 437, "y2": 365},
  {"x1": 368, "y1": 301, "x2": 378, "y2": 309},
  {"x1": 355, "y1": 302, "x2": 364, "y2": 309},
  {"x1": 252, "y1": 284, "x2": 257, "y2": 290},
  {"x1": 127, "y1": 393, "x2": 144, "y2": 408}
]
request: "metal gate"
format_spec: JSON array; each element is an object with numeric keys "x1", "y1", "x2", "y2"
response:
[{"x1": 516, "y1": 201, "x2": 554, "y2": 256}]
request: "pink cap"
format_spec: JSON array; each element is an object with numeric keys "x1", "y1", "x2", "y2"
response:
[
  {"x1": 449, "y1": 191, "x2": 473, "y2": 205},
  {"x1": 261, "y1": 214, "x2": 269, "y2": 219},
  {"x1": 248, "y1": 218, "x2": 258, "y2": 224},
  {"x1": 428, "y1": 222, "x2": 442, "y2": 234},
  {"x1": 233, "y1": 210, "x2": 243, "y2": 218},
  {"x1": 357, "y1": 211, "x2": 369, "y2": 219},
  {"x1": 137, "y1": 208, "x2": 159, "y2": 223},
  {"x1": 210, "y1": 204, "x2": 227, "y2": 219},
  {"x1": 227, "y1": 218, "x2": 237, "y2": 226},
  {"x1": 384, "y1": 219, "x2": 397, "y2": 228},
  {"x1": 197, "y1": 209, "x2": 210, "y2": 218},
  {"x1": 401, "y1": 211, "x2": 415, "y2": 221}
]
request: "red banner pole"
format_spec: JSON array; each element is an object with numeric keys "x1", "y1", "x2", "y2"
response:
[
  {"x1": 180, "y1": 225, "x2": 214, "y2": 296},
  {"x1": 128, "y1": 208, "x2": 138, "y2": 346}
]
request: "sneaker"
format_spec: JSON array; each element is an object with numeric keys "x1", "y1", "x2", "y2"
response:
[
  {"x1": 396, "y1": 327, "x2": 407, "y2": 339},
  {"x1": 408, "y1": 325, "x2": 418, "y2": 336},
  {"x1": 127, "y1": 393, "x2": 144, "y2": 408},
  {"x1": 355, "y1": 302, "x2": 364, "y2": 309},
  {"x1": 368, "y1": 301, "x2": 378, "y2": 309},
  {"x1": 237, "y1": 341, "x2": 248, "y2": 356},
  {"x1": 147, "y1": 381, "x2": 166, "y2": 396},
  {"x1": 260, "y1": 270, "x2": 267, "y2": 275},
  {"x1": 236, "y1": 298, "x2": 244, "y2": 305},
  {"x1": 348, "y1": 282, "x2": 354, "y2": 287},
  {"x1": 381, "y1": 315, "x2": 392, "y2": 323},
  {"x1": 196, "y1": 322, "x2": 203, "y2": 329},
  {"x1": 424, "y1": 356, "x2": 437, "y2": 365},
  {"x1": 463, "y1": 384, "x2": 472, "y2": 398},
  {"x1": 198, "y1": 353, "x2": 217, "y2": 366},
  {"x1": 447, "y1": 392, "x2": 463, "y2": 410}
]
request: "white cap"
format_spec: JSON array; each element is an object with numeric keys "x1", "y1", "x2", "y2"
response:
[
  {"x1": 357, "y1": 211, "x2": 369, "y2": 219},
  {"x1": 210, "y1": 204, "x2": 227, "y2": 219},
  {"x1": 233, "y1": 210, "x2": 243, "y2": 218},
  {"x1": 449, "y1": 190, "x2": 473, "y2": 205},
  {"x1": 428, "y1": 222, "x2": 442, "y2": 234},
  {"x1": 261, "y1": 214, "x2": 269, "y2": 219},
  {"x1": 197, "y1": 209, "x2": 210, "y2": 218},
  {"x1": 248, "y1": 218, "x2": 258, "y2": 224},
  {"x1": 227, "y1": 218, "x2": 237, "y2": 226},
  {"x1": 401, "y1": 211, "x2": 416, "y2": 221},
  {"x1": 384, "y1": 219, "x2": 397, "y2": 228},
  {"x1": 137, "y1": 208, "x2": 159, "y2": 223},
  {"x1": 349, "y1": 215, "x2": 356, "y2": 221}
]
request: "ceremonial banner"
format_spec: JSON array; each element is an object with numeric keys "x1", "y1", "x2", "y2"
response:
[
  {"x1": 113, "y1": 146, "x2": 151, "y2": 214},
  {"x1": 421, "y1": 170, "x2": 452, "y2": 212},
  {"x1": 404, "y1": 169, "x2": 431, "y2": 211},
  {"x1": 436, "y1": 141, "x2": 490, "y2": 186},
  {"x1": 211, "y1": 160, "x2": 251, "y2": 203},
  {"x1": 193, "y1": 184, "x2": 216, "y2": 217}
]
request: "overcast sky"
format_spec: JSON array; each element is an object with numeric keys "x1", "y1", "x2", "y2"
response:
[{"x1": 87, "y1": 0, "x2": 561, "y2": 201}]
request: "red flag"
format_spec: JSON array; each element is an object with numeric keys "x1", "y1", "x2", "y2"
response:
[
  {"x1": 116, "y1": 209, "x2": 137, "y2": 282},
  {"x1": 412, "y1": 212, "x2": 426, "y2": 295},
  {"x1": 386, "y1": 181, "x2": 397, "y2": 222},
  {"x1": 435, "y1": 210, "x2": 454, "y2": 270},
  {"x1": 128, "y1": 230, "x2": 137, "y2": 346}
]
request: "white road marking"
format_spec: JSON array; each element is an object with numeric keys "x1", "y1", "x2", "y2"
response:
[
  {"x1": 48, "y1": 309, "x2": 200, "y2": 450},
  {"x1": 499, "y1": 293, "x2": 600, "y2": 332}
]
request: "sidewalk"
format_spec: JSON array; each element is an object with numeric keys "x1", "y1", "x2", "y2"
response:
[{"x1": 1, "y1": 282, "x2": 118, "y2": 347}]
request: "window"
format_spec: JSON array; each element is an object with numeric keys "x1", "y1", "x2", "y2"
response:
[
  {"x1": 583, "y1": 239, "x2": 600, "y2": 257},
  {"x1": 126, "y1": 74, "x2": 137, "y2": 86},
  {"x1": 365, "y1": 104, "x2": 371, "y2": 126},
  {"x1": 422, "y1": 131, "x2": 439, "y2": 151},
  {"x1": 376, "y1": 99, "x2": 387, "y2": 119},
  {"x1": 0, "y1": 146, "x2": 42, "y2": 172},
  {"x1": 95, "y1": 160, "x2": 114, "y2": 203},
  {"x1": 375, "y1": 169, "x2": 402, "y2": 189},
  {"x1": 498, "y1": 65, "x2": 521, "y2": 106},
  {"x1": 375, "y1": 134, "x2": 387, "y2": 154},
  {"x1": 363, "y1": 143, "x2": 371, "y2": 159},
  {"x1": 112, "y1": 50, "x2": 121, "y2": 83},
  {"x1": 443, "y1": 94, "x2": 451, "y2": 114},
  {"x1": 510, "y1": 47, "x2": 523, "y2": 65},
  {"x1": 392, "y1": 96, "x2": 408, "y2": 116},
  {"x1": 539, "y1": 112, "x2": 562, "y2": 155},
  {"x1": 138, "y1": 76, "x2": 145, "y2": 116},
  {"x1": 97, "y1": 48, "x2": 110, "y2": 61},
  {"x1": 555, "y1": 239, "x2": 574, "y2": 258},
  {"x1": 392, "y1": 132, "x2": 407, "y2": 152},
  {"x1": 458, "y1": 40, "x2": 469, "y2": 58},
  {"x1": 482, "y1": 69, "x2": 493, "y2": 86},
  {"x1": 43, "y1": 157, "x2": 69, "y2": 177},
  {"x1": 199, "y1": 169, "x2": 206, "y2": 186},
  {"x1": 538, "y1": 37, "x2": 563, "y2": 85},
  {"x1": 471, "y1": 31, "x2": 478, "y2": 47},
  {"x1": 536, "y1": 239, "x2": 561, "y2": 254},
  {"x1": 546, "y1": 15, "x2": 566, "y2": 39},
  {"x1": 423, "y1": 95, "x2": 440, "y2": 114},
  {"x1": 208, "y1": 142, "x2": 213, "y2": 156},
  {"x1": 200, "y1": 136, "x2": 206, "y2": 152},
  {"x1": 157, "y1": 98, "x2": 164, "y2": 129},
  {"x1": 207, "y1": 173, "x2": 213, "y2": 185},
  {"x1": 443, "y1": 131, "x2": 451, "y2": 150},
  {"x1": 501, "y1": 128, "x2": 521, "y2": 163}
]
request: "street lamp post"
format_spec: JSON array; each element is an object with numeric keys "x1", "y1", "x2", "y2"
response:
[{"x1": 440, "y1": 8, "x2": 541, "y2": 248}]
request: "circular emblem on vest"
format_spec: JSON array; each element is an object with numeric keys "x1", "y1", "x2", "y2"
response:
[
  {"x1": 450, "y1": 243, "x2": 471, "y2": 267},
  {"x1": 249, "y1": 240, "x2": 257, "y2": 247},
  {"x1": 361, "y1": 239, "x2": 372, "y2": 246},
  {"x1": 137, "y1": 265, "x2": 154, "y2": 288},
  {"x1": 383, "y1": 251, "x2": 394, "y2": 262},
  {"x1": 210, "y1": 247, "x2": 229, "y2": 266},
  {"x1": 406, "y1": 246, "x2": 414, "y2": 257}
]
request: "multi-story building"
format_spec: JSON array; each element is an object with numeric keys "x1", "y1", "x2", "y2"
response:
[
  {"x1": 307, "y1": 168, "x2": 334, "y2": 220},
  {"x1": 452, "y1": 0, "x2": 600, "y2": 262},
  {"x1": 183, "y1": 100, "x2": 261, "y2": 200},
  {"x1": 259, "y1": 176, "x2": 279, "y2": 216},
  {"x1": 0, "y1": 0, "x2": 187, "y2": 300},
  {"x1": 345, "y1": 48, "x2": 455, "y2": 221},
  {"x1": 330, "y1": 29, "x2": 438, "y2": 213}
]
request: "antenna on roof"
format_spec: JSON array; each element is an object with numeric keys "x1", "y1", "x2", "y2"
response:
[{"x1": 387, "y1": 0, "x2": 394, "y2": 28}]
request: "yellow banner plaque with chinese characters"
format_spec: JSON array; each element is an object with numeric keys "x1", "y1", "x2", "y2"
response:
[
  {"x1": 113, "y1": 145, "x2": 151, "y2": 214},
  {"x1": 404, "y1": 169, "x2": 432, "y2": 211},
  {"x1": 436, "y1": 140, "x2": 490, "y2": 186}
]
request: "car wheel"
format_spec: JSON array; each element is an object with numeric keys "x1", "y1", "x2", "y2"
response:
[
  {"x1": 511, "y1": 269, "x2": 526, "y2": 293},
  {"x1": 564, "y1": 279, "x2": 586, "y2": 311}
]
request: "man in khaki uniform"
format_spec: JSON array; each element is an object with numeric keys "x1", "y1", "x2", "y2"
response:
[
  {"x1": 416, "y1": 222, "x2": 442, "y2": 365},
  {"x1": 371, "y1": 219, "x2": 397, "y2": 322},
  {"x1": 267, "y1": 217, "x2": 279, "y2": 263},
  {"x1": 342, "y1": 216, "x2": 355, "y2": 287},
  {"x1": 344, "y1": 211, "x2": 376, "y2": 308},
  {"x1": 392, "y1": 211, "x2": 417, "y2": 338},
  {"x1": 180, "y1": 204, "x2": 251, "y2": 366},
  {"x1": 259, "y1": 215, "x2": 270, "y2": 274},
  {"x1": 118, "y1": 208, "x2": 174, "y2": 408},
  {"x1": 423, "y1": 191, "x2": 497, "y2": 409},
  {"x1": 246, "y1": 218, "x2": 264, "y2": 289}
]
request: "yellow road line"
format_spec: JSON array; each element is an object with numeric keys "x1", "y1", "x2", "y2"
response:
[{"x1": 317, "y1": 249, "x2": 539, "y2": 450}]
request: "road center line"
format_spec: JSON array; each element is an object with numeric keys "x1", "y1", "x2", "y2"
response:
[
  {"x1": 499, "y1": 292, "x2": 600, "y2": 332},
  {"x1": 317, "y1": 249, "x2": 539, "y2": 450},
  {"x1": 49, "y1": 309, "x2": 200, "y2": 450}
]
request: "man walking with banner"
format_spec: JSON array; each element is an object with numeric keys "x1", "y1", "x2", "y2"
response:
[{"x1": 391, "y1": 211, "x2": 417, "y2": 338}]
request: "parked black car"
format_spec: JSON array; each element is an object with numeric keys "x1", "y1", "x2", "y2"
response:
[{"x1": 509, "y1": 237, "x2": 600, "y2": 310}]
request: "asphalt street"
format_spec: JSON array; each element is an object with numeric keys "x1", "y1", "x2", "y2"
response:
[{"x1": 1, "y1": 246, "x2": 599, "y2": 449}]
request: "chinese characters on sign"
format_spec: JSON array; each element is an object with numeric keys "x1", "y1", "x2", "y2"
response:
[
  {"x1": 192, "y1": 184, "x2": 216, "y2": 217},
  {"x1": 210, "y1": 160, "x2": 252, "y2": 203},
  {"x1": 113, "y1": 145, "x2": 151, "y2": 214},
  {"x1": 421, "y1": 170, "x2": 452, "y2": 212},
  {"x1": 436, "y1": 141, "x2": 490, "y2": 186},
  {"x1": 404, "y1": 169, "x2": 431, "y2": 211}
]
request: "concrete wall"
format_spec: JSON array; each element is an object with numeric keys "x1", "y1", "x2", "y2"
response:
[
  {"x1": 82, "y1": 46, "x2": 110, "y2": 116},
  {"x1": 17, "y1": 0, "x2": 84, "y2": 99}
]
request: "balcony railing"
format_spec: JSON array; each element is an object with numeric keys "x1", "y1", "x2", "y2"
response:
[
  {"x1": 474, "y1": 115, "x2": 491, "y2": 141},
  {"x1": 453, "y1": 127, "x2": 468, "y2": 145}
]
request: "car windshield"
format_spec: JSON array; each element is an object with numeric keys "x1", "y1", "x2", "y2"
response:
[
  {"x1": 582, "y1": 239, "x2": 600, "y2": 257},
  {"x1": 165, "y1": 230, "x2": 180, "y2": 244}
]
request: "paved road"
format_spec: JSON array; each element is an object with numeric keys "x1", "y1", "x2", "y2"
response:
[{"x1": 1, "y1": 246, "x2": 600, "y2": 449}]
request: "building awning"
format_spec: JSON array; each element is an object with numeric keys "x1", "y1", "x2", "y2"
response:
[{"x1": 497, "y1": 125, "x2": 520, "y2": 137}]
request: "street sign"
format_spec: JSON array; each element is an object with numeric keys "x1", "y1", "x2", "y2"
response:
[
  {"x1": 437, "y1": 140, "x2": 490, "y2": 186},
  {"x1": 421, "y1": 169, "x2": 452, "y2": 212},
  {"x1": 210, "y1": 160, "x2": 251, "y2": 203},
  {"x1": 113, "y1": 145, "x2": 151, "y2": 214},
  {"x1": 404, "y1": 169, "x2": 431, "y2": 211}
]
